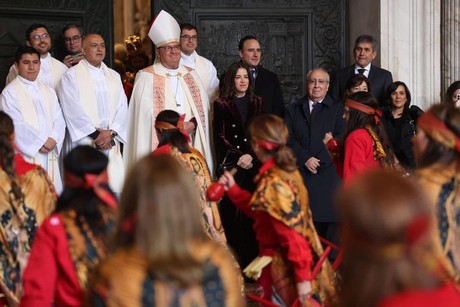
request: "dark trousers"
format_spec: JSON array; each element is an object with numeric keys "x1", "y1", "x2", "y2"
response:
[
  {"x1": 220, "y1": 196, "x2": 259, "y2": 271},
  {"x1": 313, "y1": 221, "x2": 340, "y2": 261}
]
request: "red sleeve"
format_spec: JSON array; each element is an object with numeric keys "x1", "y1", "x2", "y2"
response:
[
  {"x1": 226, "y1": 184, "x2": 254, "y2": 218},
  {"x1": 343, "y1": 129, "x2": 373, "y2": 184},
  {"x1": 271, "y1": 218, "x2": 313, "y2": 282},
  {"x1": 20, "y1": 216, "x2": 60, "y2": 306}
]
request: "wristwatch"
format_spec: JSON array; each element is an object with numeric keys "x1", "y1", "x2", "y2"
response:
[{"x1": 110, "y1": 130, "x2": 118, "y2": 139}]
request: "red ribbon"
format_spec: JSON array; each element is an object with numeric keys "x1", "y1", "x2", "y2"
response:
[
  {"x1": 345, "y1": 98, "x2": 382, "y2": 124},
  {"x1": 257, "y1": 140, "x2": 280, "y2": 151},
  {"x1": 64, "y1": 168, "x2": 117, "y2": 209},
  {"x1": 155, "y1": 114, "x2": 191, "y2": 143}
]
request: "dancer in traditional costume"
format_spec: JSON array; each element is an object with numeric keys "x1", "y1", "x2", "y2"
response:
[
  {"x1": 21, "y1": 146, "x2": 117, "y2": 306},
  {"x1": 0, "y1": 111, "x2": 56, "y2": 306},
  {"x1": 219, "y1": 114, "x2": 335, "y2": 305},
  {"x1": 88, "y1": 155, "x2": 243, "y2": 306}
]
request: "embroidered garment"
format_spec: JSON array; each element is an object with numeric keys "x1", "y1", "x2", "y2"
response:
[
  {"x1": 21, "y1": 203, "x2": 116, "y2": 306},
  {"x1": 0, "y1": 154, "x2": 56, "y2": 305},
  {"x1": 227, "y1": 159, "x2": 336, "y2": 305},
  {"x1": 88, "y1": 241, "x2": 243, "y2": 306},
  {"x1": 154, "y1": 145, "x2": 226, "y2": 243},
  {"x1": 124, "y1": 63, "x2": 212, "y2": 172},
  {"x1": 415, "y1": 164, "x2": 460, "y2": 280}
]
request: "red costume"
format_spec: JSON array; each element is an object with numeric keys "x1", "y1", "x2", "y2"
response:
[
  {"x1": 20, "y1": 214, "x2": 83, "y2": 306},
  {"x1": 226, "y1": 159, "x2": 335, "y2": 305},
  {"x1": 342, "y1": 128, "x2": 381, "y2": 183},
  {"x1": 379, "y1": 282, "x2": 460, "y2": 307},
  {"x1": 21, "y1": 201, "x2": 115, "y2": 307}
]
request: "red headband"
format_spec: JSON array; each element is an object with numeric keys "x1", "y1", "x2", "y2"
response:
[
  {"x1": 155, "y1": 114, "x2": 190, "y2": 143},
  {"x1": 418, "y1": 111, "x2": 460, "y2": 152},
  {"x1": 257, "y1": 139, "x2": 280, "y2": 151},
  {"x1": 345, "y1": 98, "x2": 382, "y2": 124},
  {"x1": 64, "y1": 168, "x2": 117, "y2": 209}
]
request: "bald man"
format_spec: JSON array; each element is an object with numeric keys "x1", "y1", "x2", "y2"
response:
[{"x1": 57, "y1": 33, "x2": 128, "y2": 193}]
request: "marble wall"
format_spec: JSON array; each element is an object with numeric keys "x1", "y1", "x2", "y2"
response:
[
  {"x1": 381, "y1": 0, "x2": 441, "y2": 109},
  {"x1": 441, "y1": 0, "x2": 460, "y2": 96}
]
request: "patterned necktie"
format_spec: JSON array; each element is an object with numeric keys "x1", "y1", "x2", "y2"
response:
[{"x1": 357, "y1": 68, "x2": 366, "y2": 75}]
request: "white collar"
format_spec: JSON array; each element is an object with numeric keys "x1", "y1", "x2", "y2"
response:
[
  {"x1": 354, "y1": 63, "x2": 372, "y2": 71},
  {"x1": 18, "y1": 75, "x2": 38, "y2": 87}
]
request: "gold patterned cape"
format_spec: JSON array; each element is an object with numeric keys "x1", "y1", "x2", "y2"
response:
[
  {"x1": 0, "y1": 163, "x2": 56, "y2": 304},
  {"x1": 415, "y1": 164, "x2": 460, "y2": 281},
  {"x1": 250, "y1": 163, "x2": 336, "y2": 304},
  {"x1": 165, "y1": 145, "x2": 227, "y2": 244}
]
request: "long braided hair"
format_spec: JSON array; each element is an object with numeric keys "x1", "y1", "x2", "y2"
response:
[{"x1": 0, "y1": 111, "x2": 24, "y2": 202}]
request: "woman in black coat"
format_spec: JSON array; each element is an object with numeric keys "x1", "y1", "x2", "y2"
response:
[
  {"x1": 213, "y1": 61, "x2": 263, "y2": 271},
  {"x1": 381, "y1": 81, "x2": 423, "y2": 169}
]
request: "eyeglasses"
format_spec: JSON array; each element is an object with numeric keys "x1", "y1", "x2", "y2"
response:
[
  {"x1": 64, "y1": 35, "x2": 82, "y2": 43},
  {"x1": 30, "y1": 33, "x2": 49, "y2": 42},
  {"x1": 158, "y1": 45, "x2": 181, "y2": 52},
  {"x1": 180, "y1": 35, "x2": 197, "y2": 41},
  {"x1": 308, "y1": 79, "x2": 329, "y2": 85}
]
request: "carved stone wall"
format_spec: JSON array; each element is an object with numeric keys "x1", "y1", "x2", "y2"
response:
[
  {"x1": 0, "y1": 0, "x2": 113, "y2": 91},
  {"x1": 153, "y1": 0, "x2": 348, "y2": 104}
]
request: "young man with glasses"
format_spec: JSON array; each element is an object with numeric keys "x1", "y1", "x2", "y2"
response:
[
  {"x1": 179, "y1": 23, "x2": 219, "y2": 102},
  {"x1": 124, "y1": 11, "x2": 213, "y2": 172},
  {"x1": 6, "y1": 23, "x2": 67, "y2": 90},
  {"x1": 285, "y1": 67, "x2": 345, "y2": 252},
  {"x1": 61, "y1": 24, "x2": 84, "y2": 68}
]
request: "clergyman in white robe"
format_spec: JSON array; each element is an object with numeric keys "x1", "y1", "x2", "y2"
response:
[
  {"x1": 0, "y1": 76, "x2": 66, "y2": 193},
  {"x1": 124, "y1": 62, "x2": 213, "y2": 172},
  {"x1": 57, "y1": 59, "x2": 128, "y2": 193},
  {"x1": 6, "y1": 52, "x2": 67, "y2": 90}
]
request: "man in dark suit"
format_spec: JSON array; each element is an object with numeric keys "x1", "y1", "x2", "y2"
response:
[
  {"x1": 331, "y1": 34, "x2": 393, "y2": 106},
  {"x1": 238, "y1": 35, "x2": 285, "y2": 117},
  {"x1": 286, "y1": 67, "x2": 345, "y2": 247}
]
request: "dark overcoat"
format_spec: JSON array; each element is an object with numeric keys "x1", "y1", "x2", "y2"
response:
[{"x1": 285, "y1": 94, "x2": 345, "y2": 222}]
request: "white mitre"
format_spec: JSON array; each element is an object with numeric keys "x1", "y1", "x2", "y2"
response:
[{"x1": 148, "y1": 10, "x2": 180, "y2": 47}]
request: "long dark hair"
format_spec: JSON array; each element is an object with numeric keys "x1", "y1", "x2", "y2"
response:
[
  {"x1": 385, "y1": 81, "x2": 412, "y2": 113},
  {"x1": 0, "y1": 111, "x2": 23, "y2": 202},
  {"x1": 220, "y1": 62, "x2": 255, "y2": 101},
  {"x1": 155, "y1": 110, "x2": 190, "y2": 153},
  {"x1": 57, "y1": 146, "x2": 113, "y2": 234},
  {"x1": 344, "y1": 92, "x2": 395, "y2": 165}
]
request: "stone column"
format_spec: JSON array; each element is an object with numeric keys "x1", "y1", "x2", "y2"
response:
[
  {"x1": 380, "y1": 0, "x2": 441, "y2": 109},
  {"x1": 441, "y1": 0, "x2": 460, "y2": 96}
]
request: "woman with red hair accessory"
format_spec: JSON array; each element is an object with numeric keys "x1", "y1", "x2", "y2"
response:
[
  {"x1": 219, "y1": 114, "x2": 335, "y2": 306},
  {"x1": 21, "y1": 145, "x2": 117, "y2": 306},
  {"x1": 412, "y1": 103, "x2": 460, "y2": 281},
  {"x1": 0, "y1": 111, "x2": 56, "y2": 306},
  {"x1": 323, "y1": 91, "x2": 399, "y2": 184}
]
